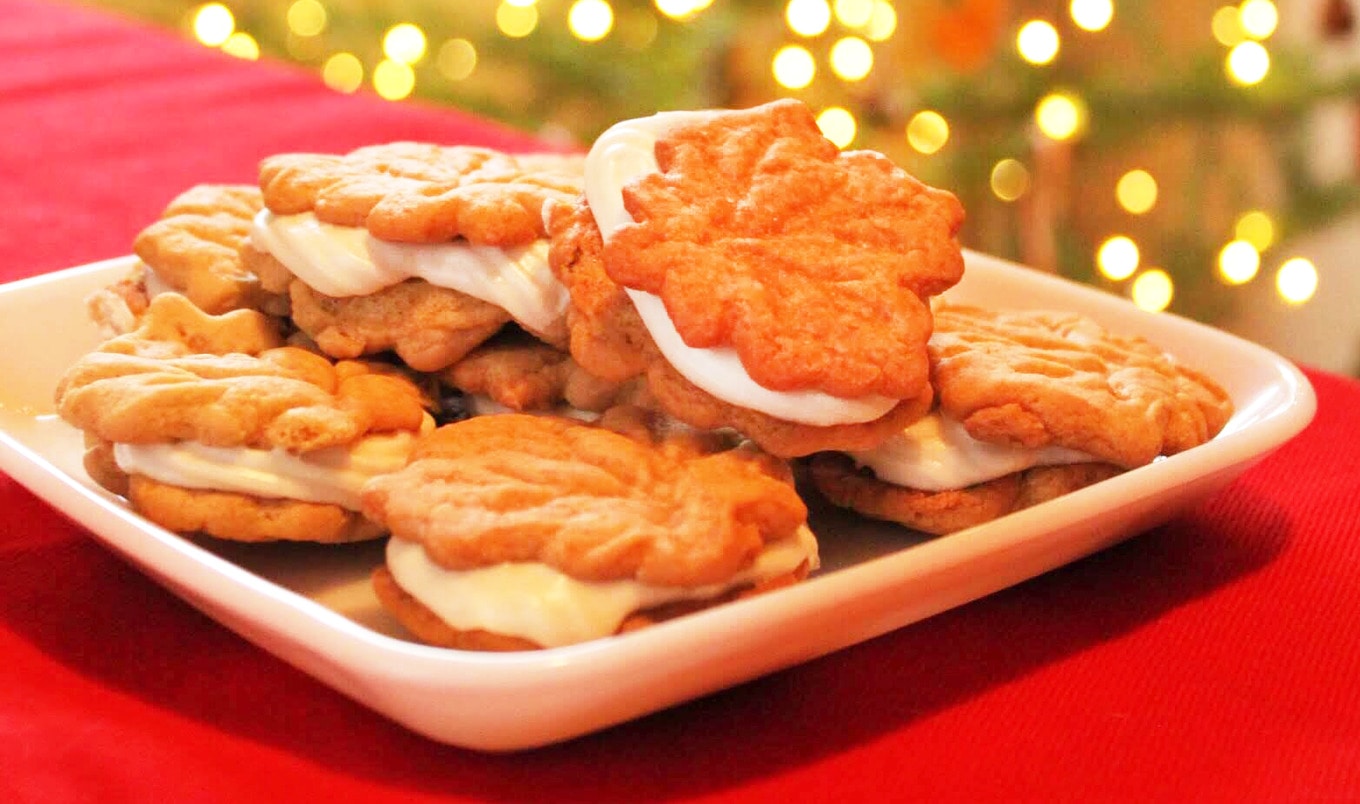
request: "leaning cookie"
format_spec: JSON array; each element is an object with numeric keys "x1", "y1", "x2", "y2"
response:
[
  {"x1": 54, "y1": 293, "x2": 432, "y2": 543},
  {"x1": 808, "y1": 303, "x2": 1235, "y2": 534},
  {"x1": 439, "y1": 327, "x2": 648, "y2": 417},
  {"x1": 554, "y1": 99, "x2": 965, "y2": 458},
  {"x1": 130, "y1": 183, "x2": 291, "y2": 317},
  {"x1": 361, "y1": 412, "x2": 819, "y2": 650},
  {"x1": 250, "y1": 142, "x2": 583, "y2": 372}
]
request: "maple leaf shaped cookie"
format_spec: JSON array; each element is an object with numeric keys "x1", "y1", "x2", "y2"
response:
[{"x1": 602, "y1": 99, "x2": 965, "y2": 400}]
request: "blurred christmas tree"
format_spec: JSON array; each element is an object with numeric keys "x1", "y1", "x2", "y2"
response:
[{"x1": 86, "y1": 0, "x2": 1360, "y2": 323}]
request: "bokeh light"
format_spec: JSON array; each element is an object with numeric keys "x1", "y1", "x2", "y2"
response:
[
  {"x1": 906, "y1": 111, "x2": 949, "y2": 154},
  {"x1": 1276, "y1": 257, "x2": 1318, "y2": 304},
  {"x1": 373, "y1": 59, "x2": 416, "y2": 100},
  {"x1": 221, "y1": 31, "x2": 259, "y2": 60},
  {"x1": 1235, "y1": 209, "x2": 1276, "y2": 250},
  {"x1": 1017, "y1": 20, "x2": 1060, "y2": 65},
  {"x1": 772, "y1": 45, "x2": 816, "y2": 89},
  {"x1": 322, "y1": 52, "x2": 364, "y2": 93},
  {"x1": 437, "y1": 38, "x2": 478, "y2": 81},
  {"x1": 656, "y1": 0, "x2": 713, "y2": 20},
  {"x1": 1212, "y1": 5, "x2": 1246, "y2": 46},
  {"x1": 1116, "y1": 169, "x2": 1158, "y2": 214},
  {"x1": 829, "y1": 37, "x2": 873, "y2": 81},
  {"x1": 1217, "y1": 239, "x2": 1261, "y2": 284},
  {"x1": 1227, "y1": 40, "x2": 1270, "y2": 85},
  {"x1": 1070, "y1": 0, "x2": 1113, "y2": 32},
  {"x1": 817, "y1": 106, "x2": 857, "y2": 147},
  {"x1": 864, "y1": 0, "x2": 897, "y2": 41},
  {"x1": 383, "y1": 23, "x2": 427, "y2": 64},
  {"x1": 192, "y1": 3, "x2": 234, "y2": 47},
  {"x1": 990, "y1": 159, "x2": 1030, "y2": 202},
  {"x1": 1238, "y1": 0, "x2": 1278, "y2": 39},
  {"x1": 833, "y1": 0, "x2": 874, "y2": 28},
  {"x1": 1097, "y1": 235, "x2": 1140, "y2": 280},
  {"x1": 1131, "y1": 269, "x2": 1174, "y2": 312},
  {"x1": 569, "y1": 0, "x2": 614, "y2": 41},
  {"x1": 786, "y1": 0, "x2": 831, "y2": 37},
  {"x1": 497, "y1": 1, "x2": 539, "y2": 37},
  {"x1": 1034, "y1": 92, "x2": 1085, "y2": 140},
  {"x1": 286, "y1": 0, "x2": 327, "y2": 37}
]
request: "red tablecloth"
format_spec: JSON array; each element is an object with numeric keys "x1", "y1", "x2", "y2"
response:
[{"x1": 3, "y1": 1, "x2": 1358, "y2": 800}]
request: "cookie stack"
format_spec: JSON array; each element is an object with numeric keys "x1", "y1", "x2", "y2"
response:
[{"x1": 55, "y1": 99, "x2": 1234, "y2": 651}]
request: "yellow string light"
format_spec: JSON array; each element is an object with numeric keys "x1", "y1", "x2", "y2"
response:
[
  {"x1": 1226, "y1": 40, "x2": 1269, "y2": 84},
  {"x1": 322, "y1": 52, "x2": 363, "y2": 93},
  {"x1": 864, "y1": 1, "x2": 897, "y2": 41},
  {"x1": 286, "y1": 0, "x2": 327, "y2": 37},
  {"x1": 1212, "y1": 6, "x2": 1246, "y2": 46},
  {"x1": 1017, "y1": 20, "x2": 1060, "y2": 65},
  {"x1": 383, "y1": 23, "x2": 427, "y2": 65},
  {"x1": 1131, "y1": 269, "x2": 1174, "y2": 311},
  {"x1": 1276, "y1": 257, "x2": 1318, "y2": 304},
  {"x1": 1217, "y1": 239, "x2": 1260, "y2": 284},
  {"x1": 569, "y1": 0, "x2": 614, "y2": 42},
  {"x1": 373, "y1": 59, "x2": 416, "y2": 100},
  {"x1": 1235, "y1": 209, "x2": 1275, "y2": 250},
  {"x1": 817, "y1": 107, "x2": 857, "y2": 147},
  {"x1": 906, "y1": 111, "x2": 949, "y2": 154},
  {"x1": 437, "y1": 38, "x2": 477, "y2": 81},
  {"x1": 192, "y1": 3, "x2": 234, "y2": 47},
  {"x1": 1116, "y1": 169, "x2": 1157, "y2": 214},
  {"x1": 1034, "y1": 92, "x2": 1085, "y2": 140},
  {"x1": 786, "y1": 0, "x2": 832, "y2": 37},
  {"x1": 655, "y1": 0, "x2": 712, "y2": 20},
  {"x1": 833, "y1": 0, "x2": 874, "y2": 28},
  {"x1": 829, "y1": 37, "x2": 873, "y2": 81},
  {"x1": 1238, "y1": 0, "x2": 1278, "y2": 40},
  {"x1": 990, "y1": 159, "x2": 1030, "y2": 202},
  {"x1": 772, "y1": 45, "x2": 816, "y2": 89},
  {"x1": 221, "y1": 31, "x2": 259, "y2": 60},
  {"x1": 1070, "y1": 0, "x2": 1113, "y2": 32},
  {"x1": 497, "y1": 1, "x2": 539, "y2": 37},
  {"x1": 1097, "y1": 235, "x2": 1139, "y2": 280}
]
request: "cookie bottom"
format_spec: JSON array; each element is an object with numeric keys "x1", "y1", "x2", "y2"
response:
[
  {"x1": 126, "y1": 474, "x2": 384, "y2": 544},
  {"x1": 372, "y1": 560, "x2": 812, "y2": 652},
  {"x1": 808, "y1": 452, "x2": 1123, "y2": 535}
]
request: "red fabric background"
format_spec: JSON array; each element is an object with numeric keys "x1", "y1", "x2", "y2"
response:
[{"x1": 2, "y1": 2, "x2": 1358, "y2": 800}]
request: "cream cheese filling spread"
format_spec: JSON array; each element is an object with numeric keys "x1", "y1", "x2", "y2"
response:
[
  {"x1": 848, "y1": 412, "x2": 1097, "y2": 491},
  {"x1": 583, "y1": 112, "x2": 897, "y2": 428},
  {"x1": 112, "y1": 420, "x2": 431, "y2": 510},
  {"x1": 250, "y1": 210, "x2": 569, "y2": 341},
  {"x1": 387, "y1": 524, "x2": 820, "y2": 648}
]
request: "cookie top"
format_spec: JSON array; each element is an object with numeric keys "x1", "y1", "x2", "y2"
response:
[
  {"x1": 595, "y1": 99, "x2": 965, "y2": 400},
  {"x1": 55, "y1": 294, "x2": 428, "y2": 452},
  {"x1": 928, "y1": 304, "x2": 1235, "y2": 467},
  {"x1": 361, "y1": 413, "x2": 808, "y2": 587},
  {"x1": 132, "y1": 184, "x2": 284, "y2": 315},
  {"x1": 258, "y1": 142, "x2": 583, "y2": 246}
]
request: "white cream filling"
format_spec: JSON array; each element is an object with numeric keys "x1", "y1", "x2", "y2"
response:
[
  {"x1": 113, "y1": 420, "x2": 430, "y2": 510},
  {"x1": 848, "y1": 412, "x2": 1097, "y2": 491},
  {"x1": 387, "y1": 524, "x2": 819, "y2": 648},
  {"x1": 583, "y1": 112, "x2": 897, "y2": 427},
  {"x1": 250, "y1": 210, "x2": 569, "y2": 341}
]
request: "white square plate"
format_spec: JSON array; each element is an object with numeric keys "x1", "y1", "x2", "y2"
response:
[{"x1": 0, "y1": 251, "x2": 1315, "y2": 751}]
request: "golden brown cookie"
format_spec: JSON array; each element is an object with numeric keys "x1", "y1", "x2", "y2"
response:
[
  {"x1": 441, "y1": 327, "x2": 643, "y2": 414},
  {"x1": 362, "y1": 413, "x2": 819, "y2": 649},
  {"x1": 258, "y1": 142, "x2": 582, "y2": 246},
  {"x1": 808, "y1": 304, "x2": 1234, "y2": 534},
  {"x1": 131, "y1": 184, "x2": 288, "y2": 316},
  {"x1": 55, "y1": 293, "x2": 431, "y2": 543},
  {"x1": 546, "y1": 196, "x2": 934, "y2": 457},
  {"x1": 599, "y1": 99, "x2": 965, "y2": 400},
  {"x1": 86, "y1": 264, "x2": 151, "y2": 339},
  {"x1": 288, "y1": 278, "x2": 510, "y2": 373},
  {"x1": 929, "y1": 304, "x2": 1235, "y2": 467},
  {"x1": 808, "y1": 452, "x2": 1124, "y2": 535}
]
